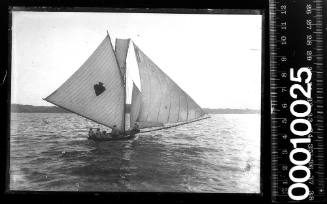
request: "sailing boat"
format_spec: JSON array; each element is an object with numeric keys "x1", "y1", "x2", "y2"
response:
[{"x1": 44, "y1": 32, "x2": 209, "y2": 141}]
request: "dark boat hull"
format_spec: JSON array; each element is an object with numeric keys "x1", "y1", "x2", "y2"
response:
[{"x1": 88, "y1": 133, "x2": 137, "y2": 141}]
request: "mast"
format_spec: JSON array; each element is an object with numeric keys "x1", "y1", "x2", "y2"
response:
[{"x1": 123, "y1": 68, "x2": 126, "y2": 132}]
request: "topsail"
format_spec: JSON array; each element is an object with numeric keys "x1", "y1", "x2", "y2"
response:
[
  {"x1": 115, "y1": 38, "x2": 130, "y2": 77},
  {"x1": 44, "y1": 34, "x2": 125, "y2": 130},
  {"x1": 133, "y1": 43, "x2": 206, "y2": 128}
]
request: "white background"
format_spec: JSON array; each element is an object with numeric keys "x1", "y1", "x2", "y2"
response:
[{"x1": 11, "y1": 12, "x2": 262, "y2": 109}]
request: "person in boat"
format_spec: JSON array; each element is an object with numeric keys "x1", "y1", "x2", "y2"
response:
[
  {"x1": 132, "y1": 123, "x2": 140, "y2": 133},
  {"x1": 111, "y1": 125, "x2": 120, "y2": 138},
  {"x1": 126, "y1": 123, "x2": 140, "y2": 135},
  {"x1": 95, "y1": 128, "x2": 101, "y2": 138},
  {"x1": 102, "y1": 130, "x2": 108, "y2": 138},
  {"x1": 88, "y1": 128, "x2": 95, "y2": 138}
]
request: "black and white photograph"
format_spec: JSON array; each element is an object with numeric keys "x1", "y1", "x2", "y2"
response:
[{"x1": 10, "y1": 11, "x2": 262, "y2": 193}]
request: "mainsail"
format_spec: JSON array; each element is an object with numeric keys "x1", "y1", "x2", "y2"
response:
[
  {"x1": 133, "y1": 43, "x2": 206, "y2": 129},
  {"x1": 44, "y1": 34, "x2": 125, "y2": 130}
]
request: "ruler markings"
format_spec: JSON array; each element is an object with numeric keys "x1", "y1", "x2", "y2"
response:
[{"x1": 270, "y1": 0, "x2": 325, "y2": 202}]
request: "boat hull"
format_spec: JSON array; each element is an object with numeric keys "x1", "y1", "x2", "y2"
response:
[{"x1": 88, "y1": 131, "x2": 139, "y2": 141}]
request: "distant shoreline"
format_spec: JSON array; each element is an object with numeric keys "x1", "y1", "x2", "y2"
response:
[{"x1": 11, "y1": 104, "x2": 260, "y2": 114}]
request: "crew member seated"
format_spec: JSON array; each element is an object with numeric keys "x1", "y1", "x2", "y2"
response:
[
  {"x1": 126, "y1": 123, "x2": 140, "y2": 135},
  {"x1": 88, "y1": 128, "x2": 95, "y2": 138},
  {"x1": 102, "y1": 130, "x2": 108, "y2": 138},
  {"x1": 132, "y1": 123, "x2": 140, "y2": 133},
  {"x1": 95, "y1": 128, "x2": 101, "y2": 137},
  {"x1": 111, "y1": 125, "x2": 120, "y2": 138}
]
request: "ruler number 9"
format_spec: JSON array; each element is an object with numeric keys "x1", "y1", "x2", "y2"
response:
[
  {"x1": 281, "y1": 5, "x2": 287, "y2": 15},
  {"x1": 306, "y1": 19, "x2": 312, "y2": 30}
]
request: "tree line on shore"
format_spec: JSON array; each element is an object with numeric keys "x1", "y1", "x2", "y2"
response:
[{"x1": 11, "y1": 104, "x2": 260, "y2": 114}]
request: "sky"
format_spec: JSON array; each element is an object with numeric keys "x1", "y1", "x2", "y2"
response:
[{"x1": 11, "y1": 11, "x2": 262, "y2": 109}]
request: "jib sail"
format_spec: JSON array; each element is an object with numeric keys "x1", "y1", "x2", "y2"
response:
[{"x1": 44, "y1": 34, "x2": 125, "y2": 130}]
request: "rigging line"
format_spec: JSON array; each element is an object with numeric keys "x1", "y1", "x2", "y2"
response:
[
  {"x1": 0, "y1": 70, "x2": 7, "y2": 86},
  {"x1": 140, "y1": 116, "x2": 211, "y2": 133}
]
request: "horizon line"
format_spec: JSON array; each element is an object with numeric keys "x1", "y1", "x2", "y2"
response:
[{"x1": 10, "y1": 103, "x2": 260, "y2": 111}]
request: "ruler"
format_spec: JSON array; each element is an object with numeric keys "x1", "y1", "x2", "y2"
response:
[{"x1": 270, "y1": 0, "x2": 326, "y2": 202}]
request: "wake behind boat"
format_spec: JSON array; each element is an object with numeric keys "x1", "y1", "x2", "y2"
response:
[{"x1": 44, "y1": 31, "x2": 209, "y2": 141}]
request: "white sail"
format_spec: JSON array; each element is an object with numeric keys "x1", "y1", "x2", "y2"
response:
[
  {"x1": 45, "y1": 34, "x2": 125, "y2": 130},
  {"x1": 133, "y1": 43, "x2": 205, "y2": 128},
  {"x1": 130, "y1": 82, "x2": 141, "y2": 126},
  {"x1": 115, "y1": 39, "x2": 130, "y2": 77}
]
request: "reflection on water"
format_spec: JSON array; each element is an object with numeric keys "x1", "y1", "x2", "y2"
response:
[{"x1": 10, "y1": 113, "x2": 260, "y2": 193}]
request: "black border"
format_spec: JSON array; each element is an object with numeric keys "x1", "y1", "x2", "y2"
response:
[
  {"x1": 8, "y1": 0, "x2": 265, "y2": 10},
  {"x1": 2, "y1": 1, "x2": 270, "y2": 204}
]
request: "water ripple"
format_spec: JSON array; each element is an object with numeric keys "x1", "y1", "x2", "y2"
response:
[{"x1": 10, "y1": 113, "x2": 260, "y2": 193}]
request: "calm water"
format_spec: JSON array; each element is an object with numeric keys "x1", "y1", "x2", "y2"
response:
[{"x1": 9, "y1": 113, "x2": 260, "y2": 193}]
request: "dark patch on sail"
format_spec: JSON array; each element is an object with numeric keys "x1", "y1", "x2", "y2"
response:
[{"x1": 94, "y1": 82, "x2": 106, "y2": 96}]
